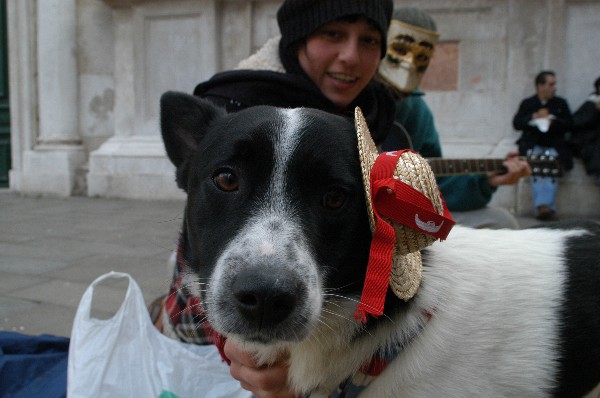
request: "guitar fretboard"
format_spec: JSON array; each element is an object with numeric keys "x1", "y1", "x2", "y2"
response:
[
  {"x1": 426, "y1": 158, "x2": 507, "y2": 176},
  {"x1": 425, "y1": 156, "x2": 562, "y2": 178}
]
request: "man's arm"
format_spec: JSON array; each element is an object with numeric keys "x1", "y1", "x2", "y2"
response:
[
  {"x1": 551, "y1": 97, "x2": 573, "y2": 131},
  {"x1": 513, "y1": 98, "x2": 535, "y2": 131},
  {"x1": 438, "y1": 153, "x2": 531, "y2": 212}
]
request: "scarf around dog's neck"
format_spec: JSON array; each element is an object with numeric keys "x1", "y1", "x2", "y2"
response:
[{"x1": 303, "y1": 308, "x2": 435, "y2": 398}]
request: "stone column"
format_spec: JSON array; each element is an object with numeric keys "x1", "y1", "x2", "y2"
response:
[
  {"x1": 19, "y1": 0, "x2": 85, "y2": 196},
  {"x1": 87, "y1": 0, "x2": 218, "y2": 199},
  {"x1": 7, "y1": 0, "x2": 37, "y2": 191}
]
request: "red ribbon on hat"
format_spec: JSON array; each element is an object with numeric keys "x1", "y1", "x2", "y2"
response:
[{"x1": 354, "y1": 150, "x2": 455, "y2": 323}]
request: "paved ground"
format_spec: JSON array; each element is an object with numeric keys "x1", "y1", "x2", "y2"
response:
[
  {"x1": 0, "y1": 190, "x2": 185, "y2": 337},
  {"x1": 0, "y1": 190, "x2": 560, "y2": 338},
  {"x1": 3, "y1": 190, "x2": 599, "y2": 396}
]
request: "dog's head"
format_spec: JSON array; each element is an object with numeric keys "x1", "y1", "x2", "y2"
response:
[{"x1": 161, "y1": 92, "x2": 377, "y2": 346}]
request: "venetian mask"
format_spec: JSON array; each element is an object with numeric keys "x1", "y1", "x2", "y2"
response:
[{"x1": 378, "y1": 20, "x2": 439, "y2": 93}]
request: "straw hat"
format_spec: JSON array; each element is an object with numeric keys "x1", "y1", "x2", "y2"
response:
[{"x1": 354, "y1": 107, "x2": 454, "y2": 321}]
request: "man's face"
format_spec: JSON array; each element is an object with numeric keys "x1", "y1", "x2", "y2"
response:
[
  {"x1": 378, "y1": 20, "x2": 439, "y2": 93},
  {"x1": 536, "y1": 75, "x2": 557, "y2": 101}
]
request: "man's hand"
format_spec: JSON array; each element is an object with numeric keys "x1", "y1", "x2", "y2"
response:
[
  {"x1": 532, "y1": 107, "x2": 549, "y2": 119},
  {"x1": 224, "y1": 339, "x2": 297, "y2": 398},
  {"x1": 488, "y1": 151, "x2": 531, "y2": 187}
]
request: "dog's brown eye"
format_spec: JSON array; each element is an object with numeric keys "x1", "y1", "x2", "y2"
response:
[
  {"x1": 213, "y1": 170, "x2": 239, "y2": 192},
  {"x1": 322, "y1": 189, "x2": 346, "y2": 210}
]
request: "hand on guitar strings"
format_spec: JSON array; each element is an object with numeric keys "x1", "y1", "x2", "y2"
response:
[{"x1": 488, "y1": 151, "x2": 532, "y2": 187}]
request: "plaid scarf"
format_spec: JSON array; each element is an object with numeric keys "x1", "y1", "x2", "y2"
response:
[
  {"x1": 326, "y1": 352, "x2": 394, "y2": 398},
  {"x1": 327, "y1": 310, "x2": 432, "y2": 398},
  {"x1": 162, "y1": 238, "x2": 229, "y2": 363}
]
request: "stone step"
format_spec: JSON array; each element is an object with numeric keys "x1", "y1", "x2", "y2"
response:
[{"x1": 516, "y1": 159, "x2": 600, "y2": 219}]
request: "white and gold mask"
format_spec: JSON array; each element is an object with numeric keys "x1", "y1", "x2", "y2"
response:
[{"x1": 378, "y1": 20, "x2": 439, "y2": 93}]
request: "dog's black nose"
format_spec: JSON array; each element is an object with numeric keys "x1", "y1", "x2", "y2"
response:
[{"x1": 231, "y1": 268, "x2": 301, "y2": 328}]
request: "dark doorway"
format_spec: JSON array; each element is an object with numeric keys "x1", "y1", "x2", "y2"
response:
[{"x1": 0, "y1": 0, "x2": 10, "y2": 188}]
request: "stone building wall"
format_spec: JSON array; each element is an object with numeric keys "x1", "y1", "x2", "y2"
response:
[{"x1": 7, "y1": 0, "x2": 600, "y2": 216}]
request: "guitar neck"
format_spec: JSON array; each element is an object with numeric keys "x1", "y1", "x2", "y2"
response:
[
  {"x1": 426, "y1": 158, "x2": 508, "y2": 176},
  {"x1": 426, "y1": 156, "x2": 562, "y2": 178}
]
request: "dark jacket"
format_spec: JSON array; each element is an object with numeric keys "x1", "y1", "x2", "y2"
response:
[
  {"x1": 513, "y1": 94, "x2": 573, "y2": 170},
  {"x1": 193, "y1": 69, "x2": 396, "y2": 144},
  {"x1": 572, "y1": 97, "x2": 600, "y2": 174},
  {"x1": 380, "y1": 91, "x2": 495, "y2": 211},
  {"x1": 573, "y1": 97, "x2": 600, "y2": 144}
]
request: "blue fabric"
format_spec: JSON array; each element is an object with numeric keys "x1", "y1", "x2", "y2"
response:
[
  {"x1": 0, "y1": 332, "x2": 69, "y2": 398},
  {"x1": 529, "y1": 146, "x2": 559, "y2": 210}
]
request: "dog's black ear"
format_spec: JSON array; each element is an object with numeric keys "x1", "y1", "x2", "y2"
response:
[
  {"x1": 160, "y1": 91, "x2": 226, "y2": 191},
  {"x1": 160, "y1": 91, "x2": 226, "y2": 167}
]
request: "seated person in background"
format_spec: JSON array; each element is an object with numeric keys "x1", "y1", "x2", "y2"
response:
[
  {"x1": 512, "y1": 70, "x2": 573, "y2": 221},
  {"x1": 571, "y1": 76, "x2": 600, "y2": 185},
  {"x1": 377, "y1": 7, "x2": 531, "y2": 229}
]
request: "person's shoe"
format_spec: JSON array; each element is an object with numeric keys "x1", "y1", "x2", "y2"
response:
[{"x1": 536, "y1": 205, "x2": 558, "y2": 221}]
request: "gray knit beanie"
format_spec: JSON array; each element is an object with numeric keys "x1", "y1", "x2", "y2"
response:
[
  {"x1": 277, "y1": 0, "x2": 394, "y2": 59},
  {"x1": 392, "y1": 7, "x2": 437, "y2": 32}
]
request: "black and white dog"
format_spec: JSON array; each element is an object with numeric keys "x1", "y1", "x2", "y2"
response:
[{"x1": 160, "y1": 91, "x2": 600, "y2": 398}]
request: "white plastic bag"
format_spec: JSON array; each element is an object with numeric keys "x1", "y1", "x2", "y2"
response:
[{"x1": 68, "y1": 271, "x2": 250, "y2": 398}]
